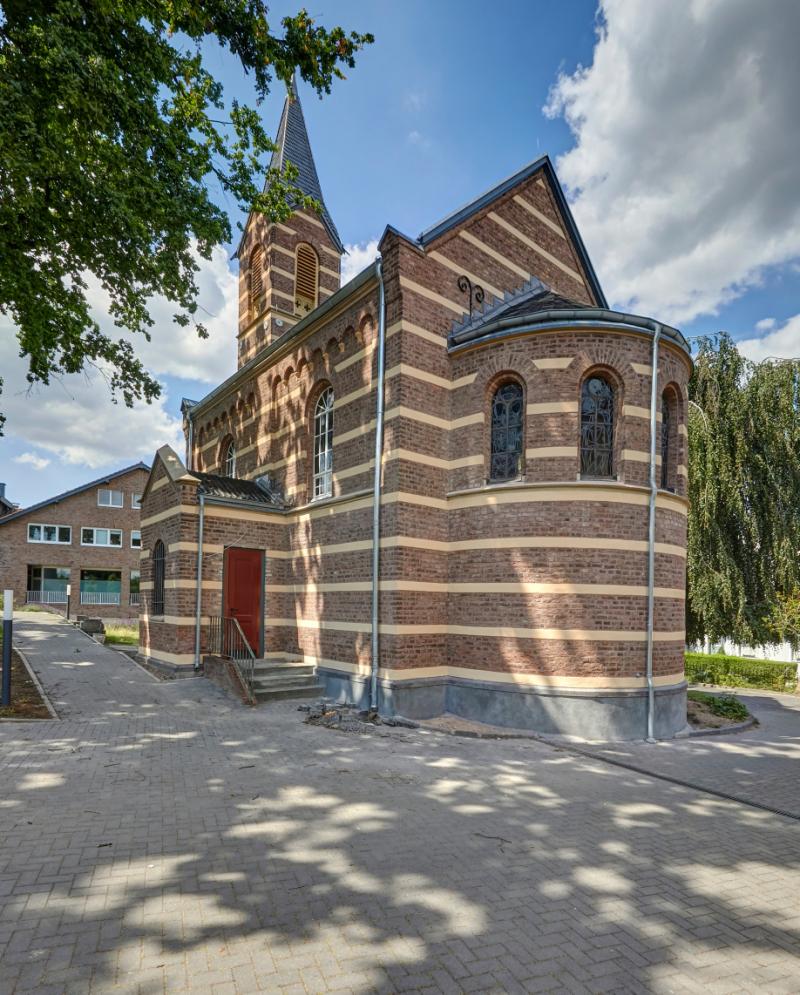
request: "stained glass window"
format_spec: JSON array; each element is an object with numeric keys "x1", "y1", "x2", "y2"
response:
[
  {"x1": 580, "y1": 376, "x2": 615, "y2": 477},
  {"x1": 490, "y1": 382, "x2": 524, "y2": 481}
]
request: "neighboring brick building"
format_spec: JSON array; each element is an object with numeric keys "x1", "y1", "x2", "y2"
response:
[
  {"x1": 140, "y1": 82, "x2": 692, "y2": 739},
  {"x1": 0, "y1": 464, "x2": 150, "y2": 619}
]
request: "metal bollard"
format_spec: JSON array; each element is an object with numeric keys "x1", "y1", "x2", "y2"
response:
[{"x1": 2, "y1": 589, "x2": 11, "y2": 707}]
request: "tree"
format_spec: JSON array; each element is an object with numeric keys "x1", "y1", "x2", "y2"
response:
[
  {"x1": 0, "y1": 1, "x2": 373, "y2": 430},
  {"x1": 687, "y1": 333, "x2": 800, "y2": 646}
]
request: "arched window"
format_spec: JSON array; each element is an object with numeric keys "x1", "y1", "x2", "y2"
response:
[
  {"x1": 249, "y1": 245, "x2": 264, "y2": 317},
  {"x1": 313, "y1": 387, "x2": 334, "y2": 498},
  {"x1": 152, "y1": 540, "x2": 165, "y2": 616},
  {"x1": 580, "y1": 375, "x2": 615, "y2": 478},
  {"x1": 295, "y1": 244, "x2": 318, "y2": 315},
  {"x1": 224, "y1": 439, "x2": 236, "y2": 478},
  {"x1": 490, "y1": 381, "x2": 524, "y2": 481}
]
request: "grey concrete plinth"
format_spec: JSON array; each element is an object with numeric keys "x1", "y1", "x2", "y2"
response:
[{"x1": 318, "y1": 667, "x2": 688, "y2": 741}]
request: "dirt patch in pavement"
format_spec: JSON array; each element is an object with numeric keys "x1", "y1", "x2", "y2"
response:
[
  {"x1": 0, "y1": 649, "x2": 51, "y2": 719},
  {"x1": 687, "y1": 696, "x2": 751, "y2": 729}
]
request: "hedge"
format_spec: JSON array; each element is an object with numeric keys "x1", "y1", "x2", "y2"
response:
[{"x1": 685, "y1": 652, "x2": 797, "y2": 692}]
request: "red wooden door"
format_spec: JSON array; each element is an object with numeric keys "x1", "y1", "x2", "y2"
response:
[{"x1": 224, "y1": 547, "x2": 262, "y2": 654}]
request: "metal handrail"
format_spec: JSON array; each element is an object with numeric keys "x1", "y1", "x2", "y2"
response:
[{"x1": 206, "y1": 616, "x2": 257, "y2": 700}]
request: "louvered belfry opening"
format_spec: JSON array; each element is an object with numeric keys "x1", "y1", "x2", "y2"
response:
[
  {"x1": 249, "y1": 245, "x2": 264, "y2": 317},
  {"x1": 295, "y1": 244, "x2": 318, "y2": 315}
]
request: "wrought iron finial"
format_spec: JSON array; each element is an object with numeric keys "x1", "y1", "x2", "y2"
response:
[{"x1": 457, "y1": 274, "x2": 485, "y2": 316}]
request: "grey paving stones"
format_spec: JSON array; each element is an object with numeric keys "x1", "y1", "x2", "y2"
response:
[{"x1": 2, "y1": 613, "x2": 800, "y2": 994}]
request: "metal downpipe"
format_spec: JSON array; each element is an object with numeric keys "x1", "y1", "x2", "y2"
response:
[
  {"x1": 645, "y1": 324, "x2": 662, "y2": 741},
  {"x1": 193, "y1": 491, "x2": 205, "y2": 671},
  {"x1": 369, "y1": 259, "x2": 387, "y2": 711}
]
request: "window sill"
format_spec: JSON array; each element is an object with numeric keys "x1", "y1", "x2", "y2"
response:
[{"x1": 485, "y1": 476, "x2": 526, "y2": 487}]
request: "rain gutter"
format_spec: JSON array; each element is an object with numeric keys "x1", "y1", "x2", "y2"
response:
[
  {"x1": 193, "y1": 491, "x2": 206, "y2": 671},
  {"x1": 370, "y1": 258, "x2": 387, "y2": 712},
  {"x1": 448, "y1": 308, "x2": 690, "y2": 356},
  {"x1": 645, "y1": 322, "x2": 662, "y2": 742}
]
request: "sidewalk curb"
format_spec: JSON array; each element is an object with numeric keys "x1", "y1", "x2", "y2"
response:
[
  {"x1": 687, "y1": 715, "x2": 757, "y2": 737},
  {"x1": 10, "y1": 644, "x2": 59, "y2": 720}
]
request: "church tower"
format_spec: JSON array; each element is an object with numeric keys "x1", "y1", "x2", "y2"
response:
[{"x1": 235, "y1": 78, "x2": 344, "y2": 366}]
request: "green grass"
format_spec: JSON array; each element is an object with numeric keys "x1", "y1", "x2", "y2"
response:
[
  {"x1": 686, "y1": 651, "x2": 797, "y2": 692},
  {"x1": 105, "y1": 623, "x2": 139, "y2": 646},
  {"x1": 687, "y1": 690, "x2": 750, "y2": 722}
]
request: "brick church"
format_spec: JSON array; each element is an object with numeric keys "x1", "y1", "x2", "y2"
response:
[{"x1": 139, "y1": 81, "x2": 692, "y2": 740}]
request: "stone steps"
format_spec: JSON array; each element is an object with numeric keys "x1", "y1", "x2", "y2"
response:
[
  {"x1": 250, "y1": 659, "x2": 323, "y2": 703},
  {"x1": 253, "y1": 682, "x2": 324, "y2": 703}
]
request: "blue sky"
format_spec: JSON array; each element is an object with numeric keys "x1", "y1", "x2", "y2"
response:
[{"x1": 2, "y1": 0, "x2": 799, "y2": 507}]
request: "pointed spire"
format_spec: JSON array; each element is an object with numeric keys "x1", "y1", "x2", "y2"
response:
[{"x1": 269, "y1": 74, "x2": 344, "y2": 253}]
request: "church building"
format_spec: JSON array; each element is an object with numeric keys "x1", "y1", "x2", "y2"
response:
[{"x1": 139, "y1": 82, "x2": 691, "y2": 740}]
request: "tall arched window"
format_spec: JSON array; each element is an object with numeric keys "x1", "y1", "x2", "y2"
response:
[
  {"x1": 580, "y1": 375, "x2": 615, "y2": 478},
  {"x1": 224, "y1": 439, "x2": 236, "y2": 478},
  {"x1": 249, "y1": 245, "x2": 264, "y2": 317},
  {"x1": 490, "y1": 381, "x2": 524, "y2": 482},
  {"x1": 313, "y1": 387, "x2": 334, "y2": 499},
  {"x1": 295, "y1": 244, "x2": 318, "y2": 315},
  {"x1": 661, "y1": 388, "x2": 678, "y2": 492},
  {"x1": 152, "y1": 540, "x2": 165, "y2": 616}
]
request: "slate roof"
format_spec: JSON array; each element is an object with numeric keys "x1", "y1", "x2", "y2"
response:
[
  {"x1": 0, "y1": 462, "x2": 150, "y2": 526},
  {"x1": 449, "y1": 278, "x2": 587, "y2": 340},
  {"x1": 267, "y1": 78, "x2": 343, "y2": 253},
  {"x1": 448, "y1": 277, "x2": 689, "y2": 355},
  {"x1": 193, "y1": 472, "x2": 285, "y2": 508},
  {"x1": 494, "y1": 288, "x2": 586, "y2": 322}
]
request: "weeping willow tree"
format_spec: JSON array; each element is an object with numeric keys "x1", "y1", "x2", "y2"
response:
[{"x1": 687, "y1": 334, "x2": 800, "y2": 647}]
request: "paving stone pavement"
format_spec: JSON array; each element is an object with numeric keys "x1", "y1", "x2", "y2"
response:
[
  {"x1": 584, "y1": 690, "x2": 800, "y2": 819},
  {"x1": 2, "y1": 613, "x2": 800, "y2": 995}
]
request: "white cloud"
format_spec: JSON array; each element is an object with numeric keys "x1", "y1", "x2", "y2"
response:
[
  {"x1": 0, "y1": 246, "x2": 239, "y2": 469},
  {"x1": 407, "y1": 130, "x2": 431, "y2": 149},
  {"x1": 87, "y1": 243, "x2": 238, "y2": 384},
  {"x1": 738, "y1": 313, "x2": 800, "y2": 363},
  {"x1": 14, "y1": 452, "x2": 50, "y2": 471},
  {"x1": 755, "y1": 317, "x2": 776, "y2": 333},
  {"x1": 403, "y1": 91, "x2": 427, "y2": 113},
  {"x1": 341, "y1": 239, "x2": 380, "y2": 285},
  {"x1": 544, "y1": 0, "x2": 800, "y2": 326},
  {"x1": 0, "y1": 314, "x2": 184, "y2": 469}
]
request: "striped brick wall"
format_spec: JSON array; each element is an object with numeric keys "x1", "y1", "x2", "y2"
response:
[{"x1": 140, "y1": 162, "x2": 691, "y2": 719}]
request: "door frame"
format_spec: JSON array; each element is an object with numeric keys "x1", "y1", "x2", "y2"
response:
[{"x1": 222, "y1": 546, "x2": 266, "y2": 658}]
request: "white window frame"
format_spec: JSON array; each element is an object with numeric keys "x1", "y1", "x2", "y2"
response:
[
  {"x1": 224, "y1": 440, "x2": 236, "y2": 478},
  {"x1": 97, "y1": 488, "x2": 124, "y2": 508},
  {"x1": 131, "y1": 494, "x2": 142, "y2": 510},
  {"x1": 313, "y1": 387, "x2": 334, "y2": 499},
  {"x1": 27, "y1": 523, "x2": 72, "y2": 545},
  {"x1": 81, "y1": 527, "x2": 123, "y2": 548},
  {"x1": 130, "y1": 530, "x2": 142, "y2": 548}
]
